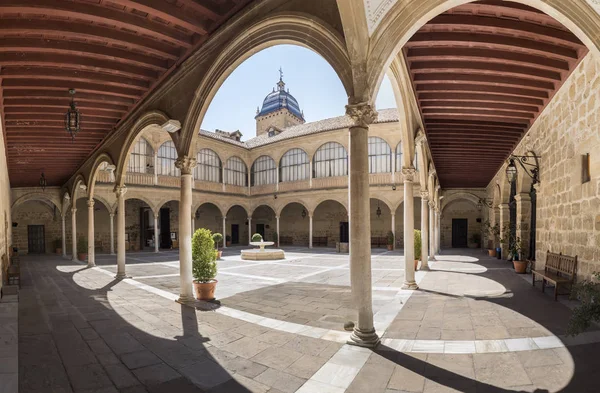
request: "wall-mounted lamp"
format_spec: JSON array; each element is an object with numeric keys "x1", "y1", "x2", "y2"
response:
[
  {"x1": 301, "y1": 209, "x2": 307, "y2": 219},
  {"x1": 506, "y1": 154, "x2": 540, "y2": 184},
  {"x1": 39, "y1": 172, "x2": 47, "y2": 191},
  {"x1": 392, "y1": 185, "x2": 397, "y2": 191},
  {"x1": 274, "y1": 194, "x2": 278, "y2": 199},
  {"x1": 376, "y1": 202, "x2": 382, "y2": 218},
  {"x1": 477, "y1": 198, "x2": 493, "y2": 210}
]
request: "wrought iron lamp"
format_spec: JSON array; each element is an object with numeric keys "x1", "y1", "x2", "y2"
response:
[
  {"x1": 376, "y1": 202, "x2": 382, "y2": 218},
  {"x1": 301, "y1": 209, "x2": 307, "y2": 219},
  {"x1": 64, "y1": 88, "x2": 81, "y2": 141},
  {"x1": 39, "y1": 172, "x2": 47, "y2": 191},
  {"x1": 477, "y1": 198, "x2": 493, "y2": 210},
  {"x1": 505, "y1": 154, "x2": 540, "y2": 184}
]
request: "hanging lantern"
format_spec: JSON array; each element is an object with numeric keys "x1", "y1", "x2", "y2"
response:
[
  {"x1": 39, "y1": 172, "x2": 47, "y2": 191},
  {"x1": 301, "y1": 209, "x2": 307, "y2": 219},
  {"x1": 505, "y1": 159, "x2": 518, "y2": 184},
  {"x1": 376, "y1": 202, "x2": 382, "y2": 218},
  {"x1": 64, "y1": 88, "x2": 81, "y2": 141}
]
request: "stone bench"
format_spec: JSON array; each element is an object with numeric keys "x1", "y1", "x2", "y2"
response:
[
  {"x1": 312, "y1": 236, "x2": 328, "y2": 247},
  {"x1": 371, "y1": 236, "x2": 387, "y2": 248}
]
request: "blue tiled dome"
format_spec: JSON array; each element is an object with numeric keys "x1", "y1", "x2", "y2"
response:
[{"x1": 256, "y1": 78, "x2": 304, "y2": 120}]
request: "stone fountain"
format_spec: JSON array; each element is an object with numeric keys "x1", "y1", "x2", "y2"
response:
[{"x1": 241, "y1": 240, "x2": 285, "y2": 260}]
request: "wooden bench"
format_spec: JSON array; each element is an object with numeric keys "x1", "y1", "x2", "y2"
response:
[
  {"x1": 312, "y1": 236, "x2": 328, "y2": 247},
  {"x1": 371, "y1": 237, "x2": 387, "y2": 248},
  {"x1": 279, "y1": 236, "x2": 293, "y2": 246},
  {"x1": 532, "y1": 251, "x2": 577, "y2": 301}
]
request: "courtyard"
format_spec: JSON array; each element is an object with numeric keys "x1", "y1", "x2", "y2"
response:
[{"x1": 10, "y1": 248, "x2": 600, "y2": 393}]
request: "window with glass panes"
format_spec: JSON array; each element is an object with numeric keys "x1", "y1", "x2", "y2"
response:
[
  {"x1": 128, "y1": 138, "x2": 154, "y2": 174},
  {"x1": 368, "y1": 137, "x2": 392, "y2": 173},
  {"x1": 157, "y1": 141, "x2": 179, "y2": 176},
  {"x1": 225, "y1": 156, "x2": 247, "y2": 186},
  {"x1": 251, "y1": 156, "x2": 277, "y2": 186},
  {"x1": 395, "y1": 142, "x2": 419, "y2": 172},
  {"x1": 195, "y1": 149, "x2": 221, "y2": 182},
  {"x1": 279, "y1": 148, "x2": 309, "y2": 182},
  {"x1": 313, "y1": 142, "x2": 348, "y2": 178}
]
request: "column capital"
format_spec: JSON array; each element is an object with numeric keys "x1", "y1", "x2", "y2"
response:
[
  {"x1": 71, "y1": 207, "x2": 77, "y2": 214},
  {"x1": 402, "y1": 167, "x2": 416, "y2": 183},
  {"x1": 109, "y1": 212, "x2": 115, "y2": 218},
  {"x1": 114, "y1": 185, "x2": 127, "y2": 198},
  {"x1": 498, "y1": 203, "x2": 510, "y2": 211},
  {"x1": 514, "y1": 193, "x2": 532, "y2": 203},
  {"x1": 175, "y1": 156, "x2": 197, "y2": 175},
  {"x1": 420, "y1": 191, "x2": 429, "y2": 200},
  {"x1": 415, "y1": 129, "x2": 427, "y2": 146},
  {"x1": 87, "y1": 199, "x2": 95, "y2": 208},
  {"x1": 345, "y1": 102, "x2": 378, "y2": 128},
  {"x1": 428, "y1": 200, "x2": 435, "y2": 208}
]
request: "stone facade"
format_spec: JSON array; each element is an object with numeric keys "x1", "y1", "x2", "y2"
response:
[
  {"x1": 0, "y1": 122, "x2": 12, "y2": 290},
  {"x1": 440, "y1": 200, "x2": 483, "y2": 249}
]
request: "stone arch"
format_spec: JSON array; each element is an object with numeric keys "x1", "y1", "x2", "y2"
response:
[
  {"x1": 87, "y1": 152, "x2": 116, "y2": 199},
  {"x1": 115, "y1": 110, "x2": 170, "y2": 187},
  {"x1": 224, "y1": 203, "x2": 250, "y2": 217},
  {"x1": 193, "y1": 201, "x2": 224, "y2": 218},
  {"x1": 11, "y1": 192, "x2": 63, "y2": 216},
  {"x1": 441, "y1": 192, "x2": 481, "y2": 213},
  {"x1": 125, "y1": 193, "x2": 157, "y2": 215},
  {"x1": 276, "y1": 200, "x2": 309, "y2": 217},
  {"x1": 92, "y1": 195, "x2": 115, "y2": 215},
  {"x1": 249, "y1": 203, "x2": 276, "y2": 218},
  {"x1": 309, "y1": 197, "x2": 348, "y2": 216},
  {"x1": 180, "y1": 13, "x2": 353, "y2": 157},
  {"x1": 368, "y1": 0, "x2": 600, "y2": 105},
  {"x1": 71, "y1": 174, "x2": 87, "y2": 202}
]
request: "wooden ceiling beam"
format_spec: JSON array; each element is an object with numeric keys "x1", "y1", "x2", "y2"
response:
[
  {"x1": 413, "y1": 73, "x2": 553, "y2": 90},
  {"x1": 422, "y1": 108, "x2": 534, "y2": 119},
  {"x1": 0, "y1": 53, "x2": 158, "y2": 80},
  {"x1": 3, "y1": 99, "x2": 129, "y2": 113},
  {"x1": 406, "y1": 47, "x2": 569, "y2": 71},
  {"x1": 407, "y1": 32, "x2": 578, "y2": 59},
  {"x1": 424, "y1": 113, "x2": 531, "y2": 124},
  {"x1": 4, "y1": 89, "x2": 135, "y2": 106},
  {"x1": 418, "y1": 92, "x2": 544, "y2": 106},
  {"x1": 410, "y1": 60, "x2": 561, "y2": 81},
  {"x1": 6, "y1": 118, "x2": 116, "y2": 126},
  {"x1": 2, "y1": 79, "x2": 145, "y2": 99},
  {"x1": 176, "y1": 0, "x2": 222, "y2": 21},
  {"x1": 0, "y1": 0, "x2": 193, "y2": 46},
  {"x1": 421, "y1": 101, "x2": 539, "y2": 112},
  {"x1": 1, "y1": 68, "x2": 149, "y2": 90},
  {"x1": 424, "y1": 118, "x2": 527, "y2": 128},
  {"x1": 416, "y1": 83, "x2": 549, "y2": 99},
  {"x1": 0, "y1": 19, "x2": 181, "y2": 59},
  {"x1": 5, "y1": 108, "x2": 123, "y2": 119}
]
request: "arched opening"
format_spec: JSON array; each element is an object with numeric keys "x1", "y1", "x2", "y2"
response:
[
  {"x1": 370, "y1": 198, "x2": 392, "y2": 248},
  {"x1": 251, "y1": 156, "x2": 277, "y2": 186},
  {"x1": 368, "y1": 137, "x2": 392, "y2": 174},
  {"x1": 441, "y1": 198, "x2": 483, "y2": 249},
  {"x1": 313, "y1": 200, "x2": 348, "y2": 248},
  {"x1": 124, "y1": 198, "x2": 158, "y2": 252},
  {"x1": 313, "y1": 142, "x2": 348, "y2": 178},
  {"x1": 127, "y1": 137, "x2": 155, "y2": 175},
  {"x1": 394, "y1": 197, "x2": 422, "y2": 248},
  {"x1": 279, "y1": 202, "x2": 309, "y2": 247},
  {"x1": 224, "y1": 157, "x2": 247, "y2": 187},
  {"x1": 194, "y1": 203, "x2": 223, "y2": 236},
  {"x1": 251, "y1": 205, "x2": 276, "y2": 242},
  {"x1": 195, "y1": 149, "x2": 222, "y2": 183},
  {"x1": 11, "y1": 198, "x2": 62, "y2": 255},
  {"x1": 157, "y1": 141, "x2": 180, "y2": 178},
  {"x1": 225, "y1": 205, "x2": 249, "y2": 246},
  {"x1": 279, "y1": 148, "x2": 309, "y2": 183}
]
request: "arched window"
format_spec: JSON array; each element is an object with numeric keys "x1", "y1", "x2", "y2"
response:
[
  {"x1": 369, "y1": 137, "x2": 392, "y2": 173},
  {"x1": 313, "y1": 142, "x2": 348, "y2": 178},
  {"x1": 225, "y1": 156, "x2": 247, "y2": 186},
  {"x1": 251, "y1": 156, "x2": 277, "y2": 186},
  {"x1": 195, "y1": 149, "x2": 221, "y2": 182},
  {"x1": 279, "y1": 148, "x2": 309, "y2": 182},
  {"x1": 128, "y1": 138, "x2": 154, "y2": 174},
  {"x1": 395, "y1": 142, "x2": 419, "y2": 172},
  {"x1": 157, "y1": 141, "x2": 179, "y2": 176}
]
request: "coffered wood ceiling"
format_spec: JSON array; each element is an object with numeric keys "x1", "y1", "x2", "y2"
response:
[
  {"x1": 1, "y1": 0, "x2": 250, "y2": 187},
  {"x1": 404, "y1": 0, "x2": 588, "y2": 188}
]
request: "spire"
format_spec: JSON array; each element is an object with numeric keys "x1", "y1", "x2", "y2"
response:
[{"x1": 277, "y1": 67, "x2": 285, "y2": 91}]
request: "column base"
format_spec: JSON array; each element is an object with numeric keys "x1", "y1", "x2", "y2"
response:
[
  {"x1": 177, "y1": 294, "x2": 196, "y2": 304},
  {"x1": 115, "y1": 272, "x2": 129, "y2": 280},
  {"x1": 87, "y1": 262, "x2": 96, "y2": 268},
  {"x1": 428, "y1": 256, "x2": 437, "y2": 261},
  {"x1": 402, "y1": 281, "x2": 419, "y2": 290},
  {"x1": 419, "y1": 265, "x2": 431, "y2": 271},
  {"x1": 347, "y1": 327, "x2": 380, "y2": 348}
]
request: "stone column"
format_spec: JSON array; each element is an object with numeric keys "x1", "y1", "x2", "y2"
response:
[
  {"x1": 276, "y1": 216, "x2": 280, "y2": 247},
  {"x1": 309, "y1": 214, "x2": 313, "y2": 249},
  {"x1": 428, "y1": 202, "x2": 436, "y2": 261},
  {"x1": 420, "y1": 192, "x2": 430, "y2": 270},
  {"x1": 346, "y1": 102, "x2": 379, "y2": 347},
  {"x1": 402, "y1": 168, "x2": 418, "y2": 289},
  {"x1": 115, "y1": 186, "x2": 127, "y2": 278},
  {"x1": 87, "y1": 199, "x2": 95, "y2": 267},
  {"x1": 61, "y1": 214, "x2": 67, "y2": 257},
  {"x1": 248, "y1": 217, "x2": 252, "y2": 244},
  {"x1": 436, "y1": 208, "x2": 441, "y2": 254},
  {"x1": 222, "y1": 216, "x2": 227, "y2": 249},
  {"x1": 391, "y1": 213, "x2": 396, "y2": 251},
  {"x1": 154, "y1": 212, "x2": 159, "y2": 253},
  {"x1": 175, "y1": 156, "x2": 197, "y2": 302},
  {"x1": 71, "y1": 206, "x2": 77, "y2": 261},
  {"x1": 109, "y1": 213, "x2": 115, "y2": 255},
  {"x1": 154, "y1": 152, "x2": 158, "y2": 185},
  {"x1": 192, "y1": 215, "x2": 196, "y2": 234},
  {"x1": 499, "y1": 203, "x2": 510, "y2": 259},
  {"x1": 515, "y1": 193, "x2": 531, "y2": 259}
]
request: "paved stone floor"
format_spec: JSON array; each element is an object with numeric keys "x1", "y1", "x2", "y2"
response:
[{"x1": 14, "y1": 248, "x2": 600, "y2": 392}]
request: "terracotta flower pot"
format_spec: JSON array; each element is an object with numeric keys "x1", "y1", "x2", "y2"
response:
[
  {"x1": 193, "y1": 280, "x2": 217, "y2": 301},
  {"x1": 513, "y1": 260, "x2": 527, "y2": 274},
  {"x1": 56, "y1": 248, "x2": 62, "y2": 255},
  {"x1": 414, "y1": 260, "x2": 419, "y2": 271},
  {"x1": 78, "y1": 253, "x2": 87, "y2": 261},
  {"x1": 488, "y1": 249, "x2": 497, "y2": 257},
  {"x1": 387, "y1": 245, "x2": 393, "y2": 251},
  {"x1": 226, "y1": 241, "x2": 231, "y2": 247},
  {"x1": 217, "y1": 250, "x2": 223, "y2": 259}
]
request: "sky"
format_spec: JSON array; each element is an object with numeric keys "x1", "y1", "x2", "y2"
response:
[{"x1": 201, "y1": 45, "x2": 396, "y2": 141}]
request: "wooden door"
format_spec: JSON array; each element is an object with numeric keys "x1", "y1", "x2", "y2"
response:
[
  {"x1": 231, "y1": 224, "x2": 239, "y2": 244},
  {"x1": 27, "y1": 225, "x2": 45, "y2": 254},
  {"x1": 452, "y1": 219, "x2": 468, "y2": 248},
  {"x1": 339, "y1": 222, "x2": 349, "y2": 243}
]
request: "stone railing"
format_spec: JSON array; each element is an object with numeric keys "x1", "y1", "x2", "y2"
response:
[
  {"x1": 223, "y1": 183, "x2": 249, "y2": 195},
  {"x1": 96, "y1": 171, "x2": 112, "y2": 183},
  {"x1": 278, "y1": 180, "x2": 310, "y2": 193},
  {"x1": 194, "y1": 180, "x2": 223, "y2": 193},
  {"x1": 369, "y1": 172, "x2": 393, "y2": 185},
  {"x1": 157, "y1": 175, "x2": 180, "y2": 188},
  {"x1": 126, "y1": 172, "x2": 155, "y2": 186},
  {"x1": 250, "y1": 183, "x2": 277, "y2": 196},
  {"x1": 312, "y1": 176, "x2": 348, "y2": 189}
]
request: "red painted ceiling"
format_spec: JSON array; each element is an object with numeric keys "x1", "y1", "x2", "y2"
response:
[
  {"x1": 1, "y1": 0, "x2": 250, "y2": 187},
  {"x1": 404, "y1": 0, "x2": 588, "y2": 188}
]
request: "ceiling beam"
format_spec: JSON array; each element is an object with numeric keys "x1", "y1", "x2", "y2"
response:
[{"x1": 410, "y1": 60, "x2": 561, "y2": 81}]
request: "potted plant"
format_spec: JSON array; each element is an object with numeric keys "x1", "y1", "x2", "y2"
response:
[
  {"x1": 77, "y1": 237, "x2": 88, "y2": 261},
  {"x1": 482, "y1": 221, "x2": 499, "y2": 257},
  {"x1": 212, "y1": 232, "x2": 223, "y2": 259},
  {"x1": 53, "y1": 238, "x2": 62, "y2": 255},
  {"x1": 470, "y1": 233, "x2": 481, "y2": 249},
  {"x1": 567, "y1": 272, "x2": 600, "y2": 336},
  {"x1": 386, "y1": 231, "x2": 394, "y2": 251},
  {"x1": 511, "y1": 238, "x2": 526, "y2": 273},
  {"x1": 251, "y1": 233, "x2": 263, "y2": 243},
  {"x1": 225, "y1": 235, "x2": 231, "y2": 247},
  {"x1": 192, "y1": 228, "x2": 218, "y2": 300},
  {"x1": 414, "y1": 229, "x2": 422, "y2": 271}
]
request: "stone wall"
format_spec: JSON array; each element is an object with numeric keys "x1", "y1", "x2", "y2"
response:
[
  {"x1": 0, "y1": 122, "x2": 11, "y2": 290},
  {"x1": 440, "y1": 201, "x2": 483, "y2": 249},
  {"x1": 490, "y1": 53, "x2": 600, "y2": 279}
]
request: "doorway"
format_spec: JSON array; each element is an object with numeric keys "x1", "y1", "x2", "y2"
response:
[
  {"x1": 451, "y1": 219, "x2": 468, "y2": 248},
  {"x1": 160, "y1": 208, "x2": 171, "y2": 248},
  {"x1": 256, "y1": 224, "x2": 265, "y2": 240},
  {"x1": 339, "y1": 221, "x2": 349, "y2": 243},
  {"x1": 231, "y1": 224, "x2": 239, "y2": 244},
  {"x1": 27, "y1": 225, "x2": 45, "y2": 254}
]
